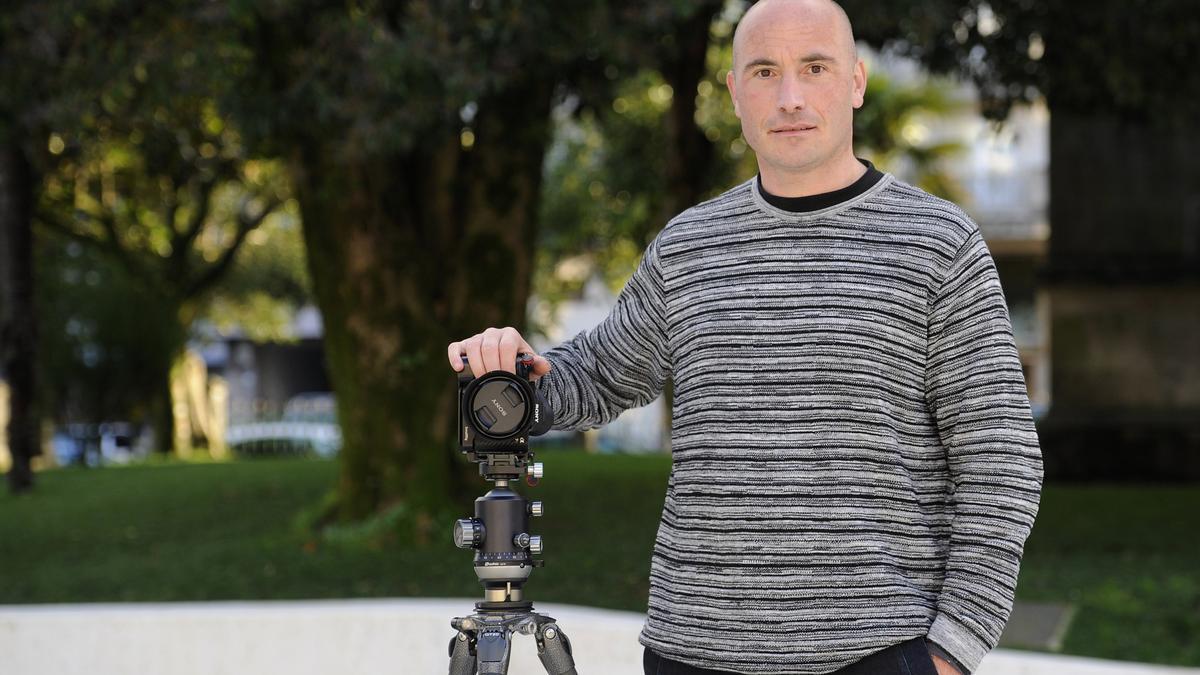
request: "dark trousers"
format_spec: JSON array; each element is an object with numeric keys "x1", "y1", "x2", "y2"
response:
[{"x1": 643, "y1": 637, "x2": 938, "y2": 675}]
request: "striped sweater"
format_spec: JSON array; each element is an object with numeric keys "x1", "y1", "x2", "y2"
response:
[{"x1": 535, "y1": 169, "x2": 1044, "y2": 675}]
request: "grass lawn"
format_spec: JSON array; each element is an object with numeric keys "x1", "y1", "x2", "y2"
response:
[{"x1": 0, "y1": 451, "x2": 1196, "y2": 667}]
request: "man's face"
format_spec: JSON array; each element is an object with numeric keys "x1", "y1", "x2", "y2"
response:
[{"x1": 726, "y1": 1, "x2": 866, "y2": 180}]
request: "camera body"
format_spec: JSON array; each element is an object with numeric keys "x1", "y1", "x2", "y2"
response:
[{"x1": 457, "y1": 353, "x2": 554, "y2": 465}]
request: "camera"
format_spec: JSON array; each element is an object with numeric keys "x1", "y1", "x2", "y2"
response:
[{"x1": 457, "y1": 352, "x2": 554, "y2": 467}]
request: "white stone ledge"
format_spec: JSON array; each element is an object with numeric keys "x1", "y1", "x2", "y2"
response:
[{"x1": 0, "y1": 598, "x2": 1195, "y2": 675}]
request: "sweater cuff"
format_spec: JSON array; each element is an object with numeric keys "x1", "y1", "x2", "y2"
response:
[
  {"x1": 927, "y1": 613, "x2": 989, "y2": 674},
  {"x1": 924, "y1": 638, "x2": 971, "y2": 675}
]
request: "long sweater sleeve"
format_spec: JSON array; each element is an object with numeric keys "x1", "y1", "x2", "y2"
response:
[
  {"x1": 536, "y1": 234, "x2": 671, "y2": 431},
  {"x1": 923, "y1": 227, "x2": 1045, "y2": 674}
]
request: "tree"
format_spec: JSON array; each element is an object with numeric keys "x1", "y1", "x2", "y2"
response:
[
  {"x1": 35, "y1": 181, "x2": 307, "y2": 454},
  {"x1": 0, "y1": 138, "x2": 37, "y2": 493},
  {"x1": 34, "y1": 232, "x2": 182, "y2": 435},
  {"x1": 3, "y1": 0, "x2": 300, "y2": 471},
  {"x1": 841, "y1": 0, "x2": 1199, "y2": 125},
  {"x1": 34, "y1": 48, "x2": 286, "y2": 455},
  {"x1": 203, "y1": 0, "x2": 743, "y2": 525},
  {"x1": 0, "y1": 0, "x2": 143, "y2": 491}
]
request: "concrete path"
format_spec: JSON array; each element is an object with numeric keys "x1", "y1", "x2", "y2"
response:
[{"x1": 0, "y1": 598, "x2": 1195, "y2": 675}]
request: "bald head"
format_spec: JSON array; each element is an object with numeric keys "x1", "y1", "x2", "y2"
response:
[
  {"x1": 731, "y1": 0, "x2": 858, "y2": 80},
  {"x1": 723, "y1": 0, "x2": 869, "y2": 194}
]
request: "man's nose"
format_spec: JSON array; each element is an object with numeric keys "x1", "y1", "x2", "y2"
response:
[{"x1": 776, "y1": 74, "x2": 806, "y2": 112}]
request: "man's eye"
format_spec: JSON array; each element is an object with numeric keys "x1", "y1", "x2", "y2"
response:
[
  {"x1": 755, "y1": 69, "x2": 772, "y2": 78},
  {"x1": 810, "y1": 64, "x2": 826, "y2": 74}
]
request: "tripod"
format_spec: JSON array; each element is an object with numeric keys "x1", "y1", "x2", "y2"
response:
[
  {"x1": 447, "y1": 476, "x2": 579, "y2": 675},
  {"x1": 450, "y1": 354, "x2": 579, "y2": 673}
]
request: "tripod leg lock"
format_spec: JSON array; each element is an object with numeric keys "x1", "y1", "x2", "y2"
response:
[
  {"x1": 447, "y1": 631, "x2": 476, "y2": 675},
  {"x1": 536, "y1": 623, "x2": 578, "y2": 675}
]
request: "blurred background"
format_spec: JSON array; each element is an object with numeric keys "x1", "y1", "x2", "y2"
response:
[{"x1": 0, "y1": 0, "x2": 1197, "y2": 670}]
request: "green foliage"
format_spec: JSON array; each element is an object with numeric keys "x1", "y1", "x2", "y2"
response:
[
  {"x1": 1016, "y1": 485, "x2": 1200, "y2": 664},
  {"x1": 34, "y1": 137, "x2": 307, "y2": 424},
  {"x1": 36, "y1": 100, "x2": 288, "y2": 310},
  {"x1": 534, "y1": 15, "x2": 742, "y2": 321},
  {"x1": 537, "y1": 73, "x2": 670, "y2": 300},
  {"x1": 12, "y1": 0, "x2": 1192, "y2": 513},
  {"x1": 0, "y1": 452, "x2": 671, "y2": 605},
  {"x1": 16, "y1": 2, "x2": 309, "y2": 429},
  {"x1": 199, "y1": 198, "x2": 311, "y2": 343},
  {"x1": 693, "y1": 30, "x2": 759, "y2": 187},
  {"x1": 843, "y1": 0, "x2": 1200, "y2": 124},
  {"x1": 220, "y1": 0, "x2": 630, "y2": 157},
  {"x1": 34, "y1": 126, "x2": 299, "y2": 427},
  {"x1": 854, "y1": 67, "x2": 970, "y2": 201},
  {"x1": 203, "y1": 0, "x2": 739, "y2": 519}
]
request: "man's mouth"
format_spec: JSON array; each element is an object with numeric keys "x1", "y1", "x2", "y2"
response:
[{"x1": 770, "y1": 124, "x2": 817, "y2": 135}]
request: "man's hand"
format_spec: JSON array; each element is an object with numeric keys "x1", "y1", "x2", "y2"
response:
[
  {"x1": 930, "y1": 653, "x2": 962, "y2": 675},
  {"x1": 447, "y1": 326, "x2": 552, "y2": 381}
]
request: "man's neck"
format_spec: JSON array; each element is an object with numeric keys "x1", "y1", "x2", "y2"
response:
[{"x1": 758, "y1": 154, "x2": 868, "y2": 198}]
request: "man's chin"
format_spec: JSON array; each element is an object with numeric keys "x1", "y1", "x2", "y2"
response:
[{"x1": 759, "y1": 153, "x2": 824, "y2": 174}]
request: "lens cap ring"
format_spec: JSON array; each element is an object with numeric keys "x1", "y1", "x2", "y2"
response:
[{"x1": 464, "y1": 370, "x2": 533, "y2": 440}]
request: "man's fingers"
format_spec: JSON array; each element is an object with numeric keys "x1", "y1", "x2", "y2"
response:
[
  {"x1": 464, "y1": 335, "x2": 485, "y2": 378},
  {"x1": 447, "y1": 342, "x2": 464, "y2": 371},
  {"x1": 498, "y1": 329, "x2": 520, "y2": 374},
  {"x1": 481, "y1": 327, "x2": 502, "y2": 373},
  {"x1": 450, "y1": 329, "x2": 547, "y2": 379},
  {"x1": 517, "y1": 337, "x2": 552, "y2": 378},
  {"x1": 528, "y1": 355, "x2": 552, "y2": 382}
]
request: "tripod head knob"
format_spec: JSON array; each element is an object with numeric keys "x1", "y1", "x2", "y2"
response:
[
  {"x1": 527, "y1": 462, "x2": 544, "y2": 480},
  {"x1": 513, "y1": 532, "x2": 543, "y2": 554},
  {"x1": 529, "y1": 501, "x2": 544, "y2": 517},
  {"x1": 453, "y1": 518, "x2": 484, "y2": 549}
]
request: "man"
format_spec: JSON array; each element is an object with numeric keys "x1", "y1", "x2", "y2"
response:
[{"x1": 447, "y1": 0, "x2": 1043, "y2": 673}]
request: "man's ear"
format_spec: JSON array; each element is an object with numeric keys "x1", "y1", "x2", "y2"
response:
[
  {"x1": 851, "y1": 58, "x2": 867, "y2": 109},
  {"x1": 726, "y1": 70, "x2": 741, "y2": 118}
]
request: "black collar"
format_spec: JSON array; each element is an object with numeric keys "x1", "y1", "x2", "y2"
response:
[{"x1": 757, "y1": 158, "x2": 883, "y2": 213}]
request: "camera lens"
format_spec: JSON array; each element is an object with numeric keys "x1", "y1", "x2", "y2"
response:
[{"x1": 468, "y1": 377, "x2": 529, "y2": 438}]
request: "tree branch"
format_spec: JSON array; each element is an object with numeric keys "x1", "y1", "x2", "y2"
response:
[
  {"x1": 168, "y1": 173, "x2": 218, "y2": 276},
  {"x1": 162, "y1": 173, "x2": 180, "y2": 238},
  {"x1": 35, "y1": 207, "x2": 149, "y2": 283},
  {"x1": 182, "y1": 194, "x2": 281, "y2": 300}
]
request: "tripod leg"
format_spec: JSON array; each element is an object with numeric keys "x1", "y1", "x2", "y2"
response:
[
  {"x1": 448, "y1": 632, "x2": 476, "y2": 675},
  {"x1": 476, "y1": 628, "x2": 513, "y2": 674},
  {"x1": 535, "y1": 623, "x2": 578, "y2": 675}
]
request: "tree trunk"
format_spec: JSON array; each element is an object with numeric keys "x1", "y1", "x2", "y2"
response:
[
  {"x1": 154, "y1": 356, "x2": 176, "y2": 455},
  {"x1": 292, "y1": 80, "x2": 555, "y2": 525},
  {"x1": 657, "y1": 1, "x2": 722, "y2": 230},
  {"x1": 0, "y1": 141, "x2": 40, "y2": 493},
  {"x1": 145, "y1": 301, "x2": 188, "y2": 456}
]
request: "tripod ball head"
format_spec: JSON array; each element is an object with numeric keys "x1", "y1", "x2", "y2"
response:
[{"x1": 455, "y1": 483, "x2": 545, "y2": 607}]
